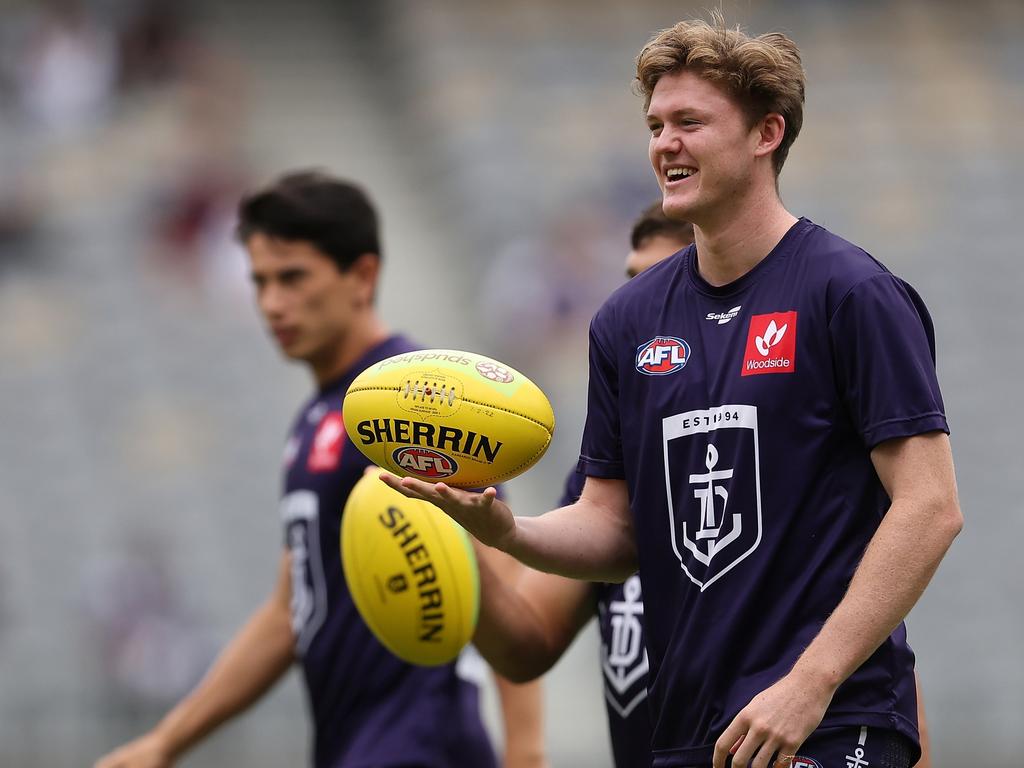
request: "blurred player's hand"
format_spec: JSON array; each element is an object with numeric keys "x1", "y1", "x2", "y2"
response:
[
  {"x1": 94, "y1": 732, "x2": 173, "y2": 768},
  {"x1": 712, "y1": 669, "x2": 835, "y2": 768},
  {"x1": 379, "y1": 472, "x2": 516, "y2": 550},
  {"x1": 505, "y1": 749, "x2": 550, "y2": 768}
]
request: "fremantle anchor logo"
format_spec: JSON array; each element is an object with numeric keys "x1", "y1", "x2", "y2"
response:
[
  {"x1": 600, "y1": 575, "x2": 649, "y2": 718},
  {"x1": 663, "y1": 405, "x2": 763, "y2": 591},
  {"x1": 683, "y1": 443, "x2": 741, "y2": 565}
]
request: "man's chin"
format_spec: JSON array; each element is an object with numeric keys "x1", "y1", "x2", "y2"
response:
[
  {"x1": 277, "y1": 343, "x2": 308, "y2": 362},
  {"x1": 662, "y1": 197, "x2": 695, "y2": 221}
]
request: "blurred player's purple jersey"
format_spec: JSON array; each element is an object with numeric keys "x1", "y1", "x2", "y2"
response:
[
  {"x1": 579, "y1": 219, "x2": 945, "y2": 767},
  {"x1": 282, "y1": 335, "x2": 496, "y2": 768},
  {"x1": 559, "y1": 469, "x2": 652, "y2": 768}
]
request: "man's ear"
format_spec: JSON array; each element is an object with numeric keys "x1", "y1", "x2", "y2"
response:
[
  {"x1": 350, "y1": 252, "x2": 381, "y2": 305},
  {"x1": 753, "y1": 112, "x2": 786, "y2": 159}
]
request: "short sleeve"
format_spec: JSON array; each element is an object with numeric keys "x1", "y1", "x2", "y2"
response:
[
  {"x1": 557, "y1": 467, "x2": 586, "y2": 508},
  {"x1": 829, "y1": 273, "x2": 949, "y2": 448},
  {"x1": 578, "y1": 311, "x2": 626, "y2": 478}
]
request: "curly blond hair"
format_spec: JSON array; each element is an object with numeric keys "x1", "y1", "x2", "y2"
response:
[{"x1": 635, "y1": 13, "x2": 805, "y2": 175}]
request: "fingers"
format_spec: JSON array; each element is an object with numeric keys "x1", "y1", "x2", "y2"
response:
[
  {"x1": 714, "y1": 723, "x2": 746, "y2": 768},
  {"x1": 772, "y1": 748, "x2": 799, "y2": 767},
  {"x1": 714, "y1": 729, "x2": 800, "y2": 768},
  {"x1": 772, "y1": 740, "x2": 801, "y2": 768},
  {"x1": 378, "y1": 472, "x2": 495, "y2": 508},
  {"x1": 378, "y1": 471, "x2": 435, "y2": 500},
  {"x1": 731, "y1": 731, "x2": 761, "y2": 768}
]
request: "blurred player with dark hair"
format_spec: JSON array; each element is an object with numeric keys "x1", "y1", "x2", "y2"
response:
[
  {"x1": 96, "y1": 170, "x2": 546, "y2": 768},
  {"x1": 385, "y1": 15, "x2": 959, "y2": 768}
]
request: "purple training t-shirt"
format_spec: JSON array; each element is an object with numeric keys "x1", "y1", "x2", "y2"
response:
[
  {"x1": 281, "y1": 335, "x2": 496, "y2": 768},
  {"x1": 578, "y1": 218, "x2": 945, "y2": 766}
]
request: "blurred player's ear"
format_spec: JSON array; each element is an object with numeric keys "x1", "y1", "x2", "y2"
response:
[{"x1": 349, "y1": 252, "x2": 381, "y2": 306}]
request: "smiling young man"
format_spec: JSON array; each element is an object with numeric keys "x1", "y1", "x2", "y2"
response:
[
  {"x1": 95, "y1": 171, "x2": 546, "y2": 768},
  {"x1": 383, "y1": 17, "x2": 960, "y2": 768}
]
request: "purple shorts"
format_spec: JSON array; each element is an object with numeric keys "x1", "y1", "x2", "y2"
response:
[{"x1": 709, "y1": 726, "x2": 916, "y2": 768}]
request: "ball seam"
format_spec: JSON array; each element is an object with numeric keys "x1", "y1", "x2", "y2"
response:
[{"x1": 346, "y1": 385, "x2": 554, "y2": 433}]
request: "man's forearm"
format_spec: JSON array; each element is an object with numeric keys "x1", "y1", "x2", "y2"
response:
[
  {"x1": 474, "y1": 542, "x2": 593, "y2": 681},
  {"x1": 152, "y1": 599, "x2": 295, "y2": 758},
  {"x1": 505, "y1": 500, "x2": 637, "y2": 582},
  {"x1": 791, "y1": 495, "x2": 962, "y2": 691}
]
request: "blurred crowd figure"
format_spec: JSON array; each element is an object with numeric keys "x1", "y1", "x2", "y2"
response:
[
  {"x1": 478, "y1": 203, "x2": 632, "y2": 367},
  {"x1": 81, "y1": 532, "x2": 216, "y2": 723},
  {"x1": 0, "y1": 0, "x2": 250, "y2": 293}
]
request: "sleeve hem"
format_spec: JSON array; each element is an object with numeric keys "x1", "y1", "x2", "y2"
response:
[
  {"x1": 863, "y1": 413, "x2": 949, "y2": 449},
  {"x1": 576, "y1": 456, "x2": 626, "y2": 479}
]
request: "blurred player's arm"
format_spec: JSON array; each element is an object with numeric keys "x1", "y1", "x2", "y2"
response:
[
  {"x1": 493, "y1": 673, "x2": 548, "y2": 768},
  {"x1": 915, "y1": 674, "x2": 932, "y2": 768},
  {"x1": 381, "y1": 474, "x2": 636, "y2": 582},
  {"x1": 95, "y1": 551, "x2": 296, "y2": 768},
  {"x1": 475, "y1": 545, "x2": 550, "y2": 767},
  {"x1": 474, "y1": 543, "x2": 594, "y2": 682},
  {"x1": 714, "y1": 432, "x2": 962, "y2": 768}
]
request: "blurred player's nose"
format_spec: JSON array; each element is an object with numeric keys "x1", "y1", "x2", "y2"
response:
[{"x1": 258, "y1": 281, "x2": 289, "y2": 318}]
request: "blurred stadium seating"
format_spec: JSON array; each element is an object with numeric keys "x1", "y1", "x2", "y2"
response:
[{"x1": 1, "y1": 0, "x2": 1021, "y2": 766}]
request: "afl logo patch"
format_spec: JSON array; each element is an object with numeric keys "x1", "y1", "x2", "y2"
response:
[
  {"x1": 792, "y1": 758, "x2": 822, "y2": 768},
  {"x1": 392, "y1": 446, "x2": 458, "y2": 479},
  {"x1": 636, "y1": 336, "x2": 690, "y2": 376}
]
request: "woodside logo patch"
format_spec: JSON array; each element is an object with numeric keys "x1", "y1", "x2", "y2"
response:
[{"x1": 741, "y1": 312, "x2": 797, "y2": 376}]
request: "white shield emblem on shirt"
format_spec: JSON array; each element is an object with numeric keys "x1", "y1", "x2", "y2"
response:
[
  {"x1": 599, "y1": 574, "x2": 649, "y2": 718},
  {"x1": 662, "y1": 405, "x2": 763, "y2": 592}
]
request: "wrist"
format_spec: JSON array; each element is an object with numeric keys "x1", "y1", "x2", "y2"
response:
[
  {"x1": 504, "y1": 746, "x2": 548, "y2": 768},
  {"x1": 151, "y1": 718, "x2": 188, "y2": 760},
  {"x1": 789, "y1": 652, "x2": 844, "y2": 696},
  {"x1": 495, "y1": 515, "x2": 524, "y2": 556}
]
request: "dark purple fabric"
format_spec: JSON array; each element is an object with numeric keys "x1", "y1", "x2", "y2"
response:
[
  {"x1": 282, "y1": 335, "x2": 496, "y2": 768},
  {"x1": 579, "y1": 219, "x2": 941, "y2": 766}
]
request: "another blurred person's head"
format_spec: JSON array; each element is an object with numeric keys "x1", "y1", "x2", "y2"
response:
[
  {"x1": 237, "y1": 171, "x2": 382, "y2": 373},
  {"x1": 635, "y1": 15, "x2": 804, "y2": 224},
  {"x1": 626, "y1": 201, "x2": 694, "y2": 278}
]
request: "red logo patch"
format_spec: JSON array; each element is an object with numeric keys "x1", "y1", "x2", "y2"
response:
[
  {"x1": 392, "y1": 447, "x2": 458, "y2": 479},
  {"x1": 741, "y1": 311, "x2": 797, "y2": 376},
  {"x1": 308, "y1": 412, "x2": 345, "y2": 472}
]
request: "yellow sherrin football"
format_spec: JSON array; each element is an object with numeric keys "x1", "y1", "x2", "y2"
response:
[
  {"x1": 341, "y1": 471, "x2": 479, "y2": 666},
  {"x1": 343, "y1": 349, "x2": 555, "y2": 487}
]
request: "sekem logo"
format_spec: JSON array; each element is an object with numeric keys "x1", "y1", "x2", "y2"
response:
[
  {"x1": 392, "y1": 446, "x2": 458, "y2": 479},
  {"x1": 636, "y1": 336, "x2": 691, "y2": 376},
  {"x1": 705, "y1": 305, "x2": 742, "y2": 325},
  {"x1": 741, "y1": 312, "x2": 797, "y2": 376}
]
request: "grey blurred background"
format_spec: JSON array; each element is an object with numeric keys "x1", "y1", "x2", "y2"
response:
[{"x1": 0, "y1": 0, "x2": 1020, "y2": 766}]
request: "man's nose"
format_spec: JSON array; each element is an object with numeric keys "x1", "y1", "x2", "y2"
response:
[
  {"x1": 653, "y1": 126, "x2": 682, "y2": 156},
  {"x1": 258, "y1": 282, "x2": 287, "y2": 317}
]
